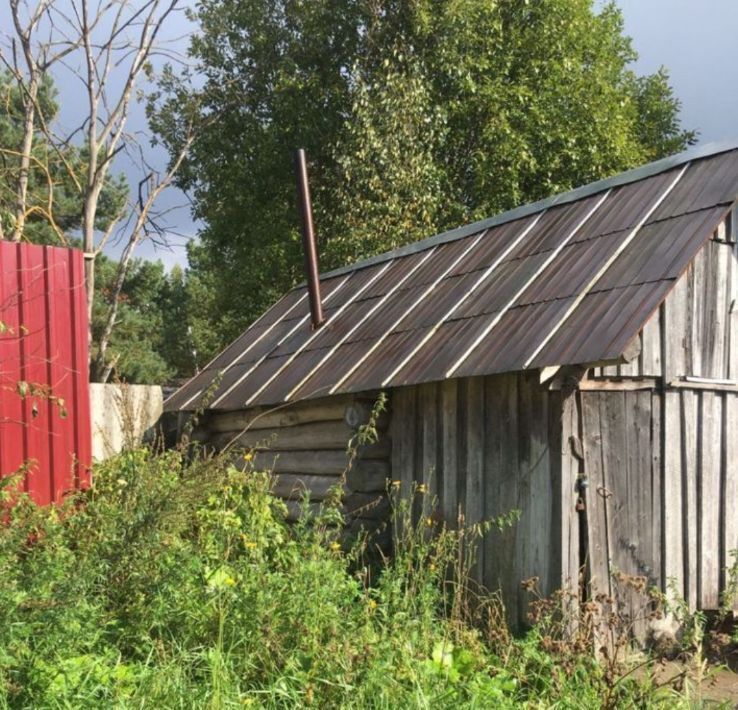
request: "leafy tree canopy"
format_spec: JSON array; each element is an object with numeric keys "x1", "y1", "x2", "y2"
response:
[{"x1": 158, "y1": 0, "x2": 696, "y2": 362}]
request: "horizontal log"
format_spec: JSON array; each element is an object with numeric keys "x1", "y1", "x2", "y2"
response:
[
  {"x1": 271, "y1": 474, "x2": 346, "y2": 501},
  {"x1": 206, "y1": 393, "x2": 387, "y2": 434},
  {"x1": 344, "y1": 493, "x2": 389, "y2": 520},
  {"x1": 250, "y1": 450, "x2": 390, "y2": 477},
  {"x1": 271, "y1": 468, "x2": 389, "y2": 500},
  {"x1": 281, "y1": 496, "x2": 390, "y2": 524},
  {"x1": 283, "y1": 500, "x2": 324, "y2": 523},
  {"x1": 211, "y1": 420, "x2": 391, "y2": 458}
]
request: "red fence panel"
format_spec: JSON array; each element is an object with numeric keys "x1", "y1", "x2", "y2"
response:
[{"x1": 0, "y1": 241, "x2": 91, "y2": 504}]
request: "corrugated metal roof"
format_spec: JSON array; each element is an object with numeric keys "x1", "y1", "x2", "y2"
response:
[{"x1": 166, "y1": 144, "x2": 738, "y2": 411}]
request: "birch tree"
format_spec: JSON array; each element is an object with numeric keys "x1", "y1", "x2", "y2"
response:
[{"x1": 1, "y1": 0, "x2": 202, "y2": 381}]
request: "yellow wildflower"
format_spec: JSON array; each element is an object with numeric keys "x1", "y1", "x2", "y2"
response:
[
  {"x1": 367, "y1": 599, "x2": 377, "y2": 611},
  {"x1": 425, "y1": 517, "x2": 433, "y2": 528},
  {"x1": 417, "y1": 483, "x2": 427, "y2": 494},
  {"x1": 330, "y1": 541, "x2": 341, "y2": 552},
  {"x1": 243, "y1": 450, "x2": 254, "y2": 462}
]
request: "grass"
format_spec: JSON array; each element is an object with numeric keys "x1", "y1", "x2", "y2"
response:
[{"x1": 0, "y1": 447, "x2": 731, "y2": 708}]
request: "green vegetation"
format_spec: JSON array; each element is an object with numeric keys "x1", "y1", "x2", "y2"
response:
[
  {"x1": 155, "y1": 0, "x2": 696, "y2": 361},
  {"x1": 0, "y1": 447, "x2": 719, "y2": 708}
]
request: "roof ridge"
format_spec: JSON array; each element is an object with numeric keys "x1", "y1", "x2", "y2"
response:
[{"x1": 317, "y1": 140, "x2": 738, "y2": 282}]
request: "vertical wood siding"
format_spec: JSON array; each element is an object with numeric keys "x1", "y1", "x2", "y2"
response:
[
  {"x1": 0, "y1": 242, "x2": 91, "y2": 504},
  {"x1": 390, "y1": 372, "x2": 569, "y2": 628},
  {"x1": 582, "y1": 388, "x2": 738, "y2": 612}
]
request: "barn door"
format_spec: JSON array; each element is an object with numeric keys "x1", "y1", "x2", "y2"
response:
[{"x1": 580, "y1": 390, "x2": 661, "y2": 632}]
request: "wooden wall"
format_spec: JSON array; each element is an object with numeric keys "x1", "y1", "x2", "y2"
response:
[
  {"x1": 390, "y1": 372, "x2": 575, "y2": 628},
  {"x1": 579, "y1": 387, "x2": 738, "y2": 614},
  {"x1": 198, "y1": 394, "x2": 391, "y2": 538},
  {"x1": 581, "y1": 213, "x2": 738, "y2": 613}
]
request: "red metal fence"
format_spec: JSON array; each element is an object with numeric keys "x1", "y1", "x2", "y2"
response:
[{"x1": 0, "y1": 241, "x2": 91, "y2": 504}]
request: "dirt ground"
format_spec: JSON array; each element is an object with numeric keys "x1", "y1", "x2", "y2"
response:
[{"x1": 649, "y1": 662, "x2": 738, "y2": 706}]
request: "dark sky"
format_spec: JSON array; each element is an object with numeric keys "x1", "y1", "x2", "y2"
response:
[
  {"x1": 614, "y1": 0, "x2": 738, "y2": 144},
  {"x1": 2, "y1": 1, "x2": 737, "y2": 268}
]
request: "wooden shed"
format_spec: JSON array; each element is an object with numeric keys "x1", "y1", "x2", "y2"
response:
[{"x1": 166, "y1": 143, "x2": 738, "y2": 626}]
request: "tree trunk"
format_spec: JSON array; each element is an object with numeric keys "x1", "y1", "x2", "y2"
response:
[{"x1": 11, "y1": 77, "x2": 39, "y2": 242}]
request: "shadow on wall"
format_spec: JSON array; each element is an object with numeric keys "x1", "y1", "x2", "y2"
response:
[{"x1": 90, "y1": 383, "x2": 163, "y2": 460}]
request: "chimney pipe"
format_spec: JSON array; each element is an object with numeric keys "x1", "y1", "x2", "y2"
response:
[{"x1": 294, "y1": 148, "x2": 324, "y2": 329}]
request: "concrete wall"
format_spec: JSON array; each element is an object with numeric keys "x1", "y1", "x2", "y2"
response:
[{"x1": 90, "y1": 383, "x2": 163, "y2": 461}]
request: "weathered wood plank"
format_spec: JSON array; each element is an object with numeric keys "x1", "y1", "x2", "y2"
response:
[
  {"x1": 582, "y1": 393, "x2": 609, "y2": 597},
  {"x1": 558, "y1": 392, "x2": 580, "y2": 601},
  {"x1": 712, "y1": 242, "x2": 731, "y2": 378},
  {"x1": 441, "y1": 379, "x2": 459, "y2": 527},
  {"x1": 650, "y1": 391, "x2": 662, "y2": 592},
  {"x1": 662, "y1": 268, "x2": 689, "y2": 383},
  {"x1": 519, "y1": 374, "x2": 552, "y2": 601},
  {"x1": 211, "y1": 420, "x2": 390, "y2": 456},
  {"x1": 420, "y1": 382, "x2": 439, "y2": 501},
  {"x1": 465, "y1": 376, "x2": 485, "y2": 582},
  {"x1": 485, "y1": 373, "x2": 520, "y2": 629},
  {"x1": 391, "y1": 386, "x2": 416, "y2": 501},
  {"x1": 579, "y1": 378, "x2": 659, "y2": 391},
  {"x1": 207, "y1": 396, "x2": 357, "y2": 433},
  {"x1": 271, "y1": 473, "x2": 346, "y2": 501},
  {"x1": 251, "y1": 449, "x2": 389, "y2": 477},
  {"x1": 690, "y1": 247, "x2": 705, "y2": 376},
  {"x1": 681, "y1": 390, "x2": 699, "y2": 610},
  {"x1": 699, "y1": 391, "x2": 722, "y2": 608},
  {"x1": 640, "y1": 310, "x2": 662, "y2": 376},
  {"x1": 663, "y1": 390, "x2": 684, "y2": 600},
  {"x1": 723, "y1": 393, "x2": 738, "y2": 609},
  {"x1": 728, "y1": 240, "x2": 738, "y2": 380}
]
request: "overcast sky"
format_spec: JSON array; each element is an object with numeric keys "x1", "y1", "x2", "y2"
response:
[
  {"x1": 3, "y1": 1, "x2": 737, "y2": 269},
  {"x1": 614, "y1": 0, "x2": 738, "y2": 145}
]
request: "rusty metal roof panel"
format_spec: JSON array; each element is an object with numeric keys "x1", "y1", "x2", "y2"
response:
[
  {"x1": 594, "y1": 206, "x2": 729, "y2": 291},
  {"x1": 214, "y1": 354, "x2": 293, "y2": 410},
  {"x1": 290, "y1": 339, "x2": 370, "y2": 401},
  {"x1": 250, "y1": 348, "x2": 331, "y2": 406},
  {"x1": 571, "y1": 169, "x2": 683, "y2": 240},
  {"x1": 448, "y1": 218, "x2": 535, "y2": 275},
  {"x1": 166, "y1": 145, "x2": 738, "y2": 411},
  {"x1": 451, "y1": 299, "x2": 577, "y2": 380},
  {"x1": 515, "y1": 231, "x2": 628, "y2": 305},
  {"x1": 453, "y1": 253, "x2": 551, "y2": 319},
  {"x1": 530, "y1": 281, "x2": 670, "y2": 368},
  {"x1": 650, "y1": 150, "x2": 738, "y2": 222},
  {"x1": 505, "y1": 194, "x2": 607, "y2": 259},
  {"x1": 357, "y1": 252, "x2": 426, "y2": 299},
  {"x1": 341, "y1": 329, "x2": 434, "y2": 393}
]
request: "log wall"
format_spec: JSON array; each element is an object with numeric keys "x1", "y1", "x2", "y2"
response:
[
  {"x1": 390, "y1": 372, "x2": 573, "y2": 629},
  {"x1": 197, "y1": 393, "x2": 391, "y2": 537}
]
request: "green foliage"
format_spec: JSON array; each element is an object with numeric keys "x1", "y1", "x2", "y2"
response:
[
  {"x1": 154, "y1": 0, "x2": 695, "y2": 359},
  {"x1": 90, "y1": 256, "x2": 201, "y2": 383},
  {"x1": 0, "y1": 448, "x2": 704, "y2": 708}
]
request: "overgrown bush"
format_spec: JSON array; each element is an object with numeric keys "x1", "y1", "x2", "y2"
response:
[{"x1": 0, "y1": 449, "x2": 721, "y2": 708}]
